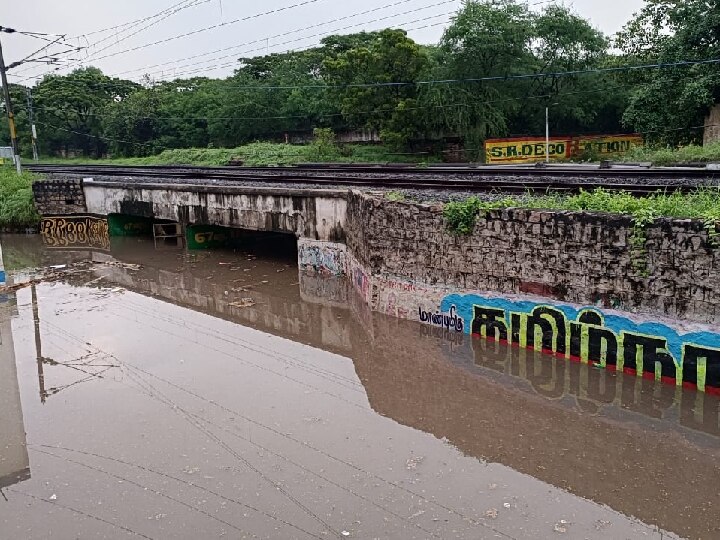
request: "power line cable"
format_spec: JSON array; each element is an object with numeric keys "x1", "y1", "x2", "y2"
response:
[
  {"x1": 77, "y1": 0, "x2": 210, "y2": 66},
  {"x1": 8, "y1": 0, "x2": 551, "y2": 84},
  {"x1": 9, "y1": 7, "x2": 455, "y2": 85},
  {"x1": 152, "y1": 18, "x2": 454, "y2": 81},
  {"x1": 7, "y1": 0, "x2": 211, "y2": 82},
  {"x1": 109, "y1": 0, "x2": 422, "y2": 78},
  {"x1": 87, "y1": 0, "x2": 329, "y2": 64},
  {"x1": 143, "y1": 4, "x2": 458, "y2": 82},
  {"x1": 33, "y1": 120, "x2": 161, "y2": 148},
  {"x1": 22, "y1": 53, "x2": 720, "y2": 92},
  {"x1": 69, "y1": 0, "x2": 211, "y2": 39}
]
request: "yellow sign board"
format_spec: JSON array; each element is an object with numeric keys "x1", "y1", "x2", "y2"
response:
[
  {"x1": 485, "y1": 137, "x2": 570, "y2": 164},
  {"x1": 485, "y1": 134, "x2": 643, "y2": 164}
]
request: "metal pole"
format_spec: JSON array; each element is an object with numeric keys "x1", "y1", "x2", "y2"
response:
[
  {"x1": 0, "y1": 35, "x2": 21, "y2": 173},
  {"x1": 31, "y1": 284, "x2": 47, "y2": 404},
  {"x1": 545, "y1": 106, "x2": 550, "y2": 164},
  {"x1": 26, "y1": 88, "x2": 39, "y2": 161}
]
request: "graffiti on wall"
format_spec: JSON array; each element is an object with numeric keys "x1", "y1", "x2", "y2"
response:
[
  {"x1": 418, "y1": 305, "x2": 465, "y2": 333},
  {"x1": 40, "y1": 216, "x2": 110, "y2": 250},
  {"x1": 298, "y1": 242, "x2": 347, "y2": 276},
  {"x1": 485, "y1": 134, "x2": 643, "y2": 164},
  {"x1": 442, "y1": 294, "x2": 720, "y2": 393}
]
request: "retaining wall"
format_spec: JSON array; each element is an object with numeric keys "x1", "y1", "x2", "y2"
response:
[
  {"x1": 300, "y1": 191, "x2": 720, "y2": 393},
  {"x1": 32, "y1": 178, "x2": 86, "y2": 215}
]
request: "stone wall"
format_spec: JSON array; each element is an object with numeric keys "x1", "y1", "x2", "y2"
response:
[
  {"x1": 340, "y1": 190, "x2": 720, "y2": 394},
  {"x1": 346, "y1": 190, "x2": 720, "y2": 324},
  {"x1": 705, "y1": 104, "x2": 720, "y2": 145},
  {"x1": 32, "y1": 178, "x2": 87, "y2": 215}
]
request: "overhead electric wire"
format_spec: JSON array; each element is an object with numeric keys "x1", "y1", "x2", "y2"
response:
[
  {"x1": 7, "y1": 0, "x2": 211, "y2": 83},
  {"x1": 109, "y1": 0, "x2": 422, "y2": 78},
  {"x1": 75, "y1": 0, "x2": 211, "y2": 67},
  {"x1": 146, "y1": 6, "x2": 458, "y2": 82},
  {"x1": 85, "y1": 0, "x2": 330, "y2": 63},
  {"x1": 5, "y1": 35, "x2": 82, "y2": 71},
  {"x1": 9, "y1": 3, "x2": 458, "y2": 85},
  {"x1": 9, "y1": 0, "x2": 329, "y2": 85},
  {"x1": 150, "y1": 17, "x2": 455, "y2": 81},
  {"x1": 68, "y1": 0, "x2": 211, "y2": 39},
  {"x1": 21, "y1": 53, "x2": 720, "y2": 93},
  {"x1": 9, "y1": 0, "x2": 551, "y2": 85}
]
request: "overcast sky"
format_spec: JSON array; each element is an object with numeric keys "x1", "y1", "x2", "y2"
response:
[{"x1": 4, "y1": 0, "x2": 646, "y2": 86}]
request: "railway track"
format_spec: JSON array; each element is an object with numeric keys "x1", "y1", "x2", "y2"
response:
[{"x1": 26, "y1": 163, "x2": 720, "y2": 195}]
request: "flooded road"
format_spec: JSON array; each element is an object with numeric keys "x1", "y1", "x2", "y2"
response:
[{"x1": 0, "y1": 235, "x2": 718, "y2": 539}]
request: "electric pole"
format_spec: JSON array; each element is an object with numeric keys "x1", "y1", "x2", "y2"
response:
[
  {"x1": 26, "y1": 88, "x2": 38, "y2": 161},
  {"x1": 0, "y1": 33, "x2": 21, "y2": 173}
]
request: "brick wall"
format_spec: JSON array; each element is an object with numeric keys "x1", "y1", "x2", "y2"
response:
[
  {"x1": 32, "y1": 178, "x2": 87, "y2": 215},
  {"x1": 346, "y1": 190, "x2": 720, "y2": 324}
]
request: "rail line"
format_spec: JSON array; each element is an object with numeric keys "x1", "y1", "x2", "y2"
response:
[{"x1": 27, "y1": 163, "x2": 720, "y2": 195}]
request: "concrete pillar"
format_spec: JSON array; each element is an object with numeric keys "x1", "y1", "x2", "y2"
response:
[{"x1": 704, "y1": 104, "x2": 720, "y2": 145}]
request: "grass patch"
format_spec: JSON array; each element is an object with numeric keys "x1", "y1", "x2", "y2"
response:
[
  {"x1": 0, "y1": 167, "x2": 40, "y2": 228},
  {"x1": 623, "y1": 142, "x2": 720, "y2": 166},
  {"x1": 37, "y1": 142, "x2": 441, "y2": 167}
]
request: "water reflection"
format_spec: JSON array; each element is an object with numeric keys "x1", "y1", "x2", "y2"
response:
[
  {"x1": 1, "y1": 234, "x2": 718, "y2": 539},
  {"x1": 0, "y1": 294, "x2": 30, "y2": 490}
]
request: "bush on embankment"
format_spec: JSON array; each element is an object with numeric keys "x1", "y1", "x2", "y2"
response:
[
  {"x1": 623, "y1": 142, "x2": 720, "y2": 166},
  {"x1": 38, "y1": 142, "x2": 439, "y2": 167},
  {"x1": 0, "y1": 168, "x2": 40, "y2": 229}
]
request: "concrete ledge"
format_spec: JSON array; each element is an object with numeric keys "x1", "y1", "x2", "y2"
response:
[{"x1": 83, "y1": 179, "x2": 348, "y2": 199}]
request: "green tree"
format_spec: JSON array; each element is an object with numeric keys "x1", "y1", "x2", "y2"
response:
[
  {"x1": 33, "y1": 67, "x2": 139, "y2": 157},
  {"x1": 517, "y1": 5, "x2": 615, "y2": 136},
  {"x1": 103, "y1": 88, "x2": 163, "y2": 156},
  {"x1": 617, "y1": 0, "x2": 720, "y2": 144},
  {"x1": 422, "y1": 0, "x2": 534, "y2": 158},
  {"x1": 322, "y1": 29, "x2": 429, "y2": 149}
]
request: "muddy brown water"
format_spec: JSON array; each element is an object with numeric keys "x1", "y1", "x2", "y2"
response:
[{"x1": 0, "y1": 235, "x2": 718, "y2": 540}]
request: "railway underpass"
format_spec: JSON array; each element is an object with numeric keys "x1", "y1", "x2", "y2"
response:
[{"x1": 1, "y1": 164, "x2": 719, "y2": 539}]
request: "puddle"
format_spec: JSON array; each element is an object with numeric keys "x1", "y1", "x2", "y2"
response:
[{"x1": 0, "y1": 235, "x2": 717, "y2": 539}]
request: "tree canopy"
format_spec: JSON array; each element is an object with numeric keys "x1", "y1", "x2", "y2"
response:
[
  {"x1": 1, "y1": 0, "x2": 717, "y2": 159},
  {"x1": 617, "y1": 0, "x2": 720, "y2": 144}
]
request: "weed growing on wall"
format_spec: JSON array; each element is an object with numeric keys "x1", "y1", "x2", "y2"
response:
[
  {"x1": 385, "y1": 191, "x2": 406, "y2": 202},
  {"x1": 443, "y1": 196, "x2": 519, "y2": 234},
  {"x1": 443, "y1": 189, "x2": 720, "y2": 255},
  {"x1": 0, "y1": 168, "x2": 39, "y2": 228},
  {"x1": 444, "y1": 197, "x2": 483, "y2": 234}
]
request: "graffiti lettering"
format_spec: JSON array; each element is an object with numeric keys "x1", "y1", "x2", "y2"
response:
[
  {"x1": 471, "y1": 338, "x2": 720, "y2": 438},
  {"x1": 419, "y1": 305, "x2": 464, "y2": 333},
  {"x1": 40, "y1": 216, "x2": 110, "y2": 250},
  {"x1": 443, "y1": 294, "x2": 720, "y2": 393},
  {"x1": 299, "y1": 244, "x2": 346, "y2": 276}
]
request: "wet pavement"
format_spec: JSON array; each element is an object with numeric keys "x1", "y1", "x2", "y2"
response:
[{"x1": 0, "y1": 235, "x2": 718, "y2": 540}]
